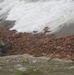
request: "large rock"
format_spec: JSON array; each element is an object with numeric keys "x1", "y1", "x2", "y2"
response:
[{"x1": 0, "y1": 40, "x2": 12, "y2": 56}]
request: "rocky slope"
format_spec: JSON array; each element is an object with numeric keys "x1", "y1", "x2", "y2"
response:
[{"x1": 0, "y1": 27, "x2": 74, "y2": 60}]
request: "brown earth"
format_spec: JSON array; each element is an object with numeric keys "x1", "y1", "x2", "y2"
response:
[{"x1": 0, "y1": 27, "x2": 74, "y2": 60}]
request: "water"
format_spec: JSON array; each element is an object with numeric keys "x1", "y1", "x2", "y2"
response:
[{"x1": 0, "y1": 0, "x2": 74, "y2": 36}]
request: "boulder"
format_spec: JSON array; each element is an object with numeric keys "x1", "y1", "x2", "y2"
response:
[{"x1": 0, "y1": 40, "x2": 12, "y2": 56}]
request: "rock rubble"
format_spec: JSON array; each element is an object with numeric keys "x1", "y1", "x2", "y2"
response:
[{"x1": 0, "y1": 27, "x2": 74, "y2": 60}]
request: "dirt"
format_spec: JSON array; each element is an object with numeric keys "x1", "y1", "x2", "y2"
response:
[{"x1": 0, "y1": 27, "x2": 74, "y2": 60}]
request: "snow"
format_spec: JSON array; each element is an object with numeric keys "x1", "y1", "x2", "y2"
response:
[{"x1": 0, "y1": 0, "x2": 74, "y2": 35}]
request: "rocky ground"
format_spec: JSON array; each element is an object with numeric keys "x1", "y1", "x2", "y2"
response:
[
  {"x1": 0, "y1": 54, "x2": 74, "y2": 75},
  {"x1": 0, "y1": 27, "x2": 74, "y2": 60}
]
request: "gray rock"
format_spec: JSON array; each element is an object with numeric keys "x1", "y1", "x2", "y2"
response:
[{"x1": 0, "y1": 40, "x2": 12, "y2": 56}]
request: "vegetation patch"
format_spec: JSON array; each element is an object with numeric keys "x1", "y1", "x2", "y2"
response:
[
  {"x1": 15, "y1": 70, "x2": 24, "y2": 75},
  {"x1": 26, "y1": 68, "x2": 43, "y2": 74}
]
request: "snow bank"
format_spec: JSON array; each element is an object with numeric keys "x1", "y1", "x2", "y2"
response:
[{"x1": 0, "y1": 0, "x2": 74, "y2": 34}]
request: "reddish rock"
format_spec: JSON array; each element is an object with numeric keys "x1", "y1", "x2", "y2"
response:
[{"x1": 0, "y1": 27, "x2": 74, "y2": 60}]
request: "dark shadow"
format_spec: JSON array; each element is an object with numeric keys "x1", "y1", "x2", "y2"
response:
[
  {"x1": 55, "y1": 23, "x2": 74, "y2": 36},
  {"x1": 0, "y1": 0, "x2": 4, "y2": 3},
  {"x1": 0, "y1": 20, "x2": 15, "y2": 29}
]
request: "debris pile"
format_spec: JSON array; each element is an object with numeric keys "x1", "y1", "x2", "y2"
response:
[{"x1": 0, "y1": 27, "x2": 74, "y2": 60}]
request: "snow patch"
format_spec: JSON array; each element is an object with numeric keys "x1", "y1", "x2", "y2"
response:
[{"x1": 0, "y1": 0, "x2": 74, "y2": 35}]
